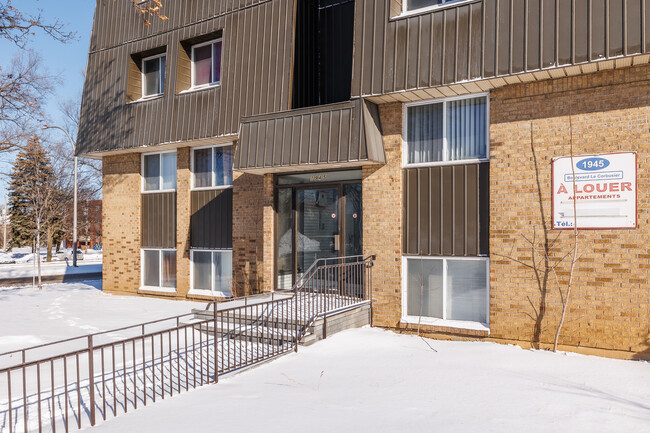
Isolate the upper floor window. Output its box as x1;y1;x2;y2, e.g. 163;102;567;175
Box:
404;0;465;13
192;39;222;89
142;54;166;98
404;94;488;167
143;151;177;192
192;144;233;189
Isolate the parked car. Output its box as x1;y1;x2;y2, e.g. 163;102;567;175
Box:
54;249;84;262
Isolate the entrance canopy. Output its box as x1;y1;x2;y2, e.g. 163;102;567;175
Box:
234;99;385;174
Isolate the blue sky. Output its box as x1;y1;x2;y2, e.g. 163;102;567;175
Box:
0;0;96;203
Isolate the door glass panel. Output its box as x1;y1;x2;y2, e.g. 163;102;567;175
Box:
344;184;362;257
277;188;293;290
297;188;339;278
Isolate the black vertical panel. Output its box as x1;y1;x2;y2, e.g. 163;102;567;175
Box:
483;0;498;77
527;0;541;70
497;0;511;75
541;0;557;67
511;0;526;73
558;0;573;64
591;0;607;60
609;0;625;57
190;189;233;249
626;0;643;54
404;164;488;257
141;192;176;249
575;0;589;63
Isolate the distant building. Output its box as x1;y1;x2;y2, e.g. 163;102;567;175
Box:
64;200;102;249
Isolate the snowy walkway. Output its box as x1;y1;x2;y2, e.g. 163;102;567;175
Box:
83;327;649;433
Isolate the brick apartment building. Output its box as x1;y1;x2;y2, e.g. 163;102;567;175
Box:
77;0;650;360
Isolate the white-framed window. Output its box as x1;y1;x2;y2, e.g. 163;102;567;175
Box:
141;248;177;292
402;256;489;330
191;144;233;189
190;249;233;297
403;94;489;168
403;0;470;14
191;39;222;89
142;151;177;192
142;53;166;98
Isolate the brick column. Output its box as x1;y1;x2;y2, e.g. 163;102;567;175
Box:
363;102;404;328
176;147;191;298
102;154;142;295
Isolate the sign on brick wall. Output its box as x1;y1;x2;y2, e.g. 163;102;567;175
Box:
552;152;637;229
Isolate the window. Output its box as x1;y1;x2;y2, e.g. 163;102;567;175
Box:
142;54;166;97
192;145;233;189
404;94;488;166
142;151;177;192
191;249;233;297
191;39;222;88
142;249;177;291
404;0;467;13
402;256;489;329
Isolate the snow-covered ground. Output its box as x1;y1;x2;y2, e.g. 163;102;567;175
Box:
0;248;103;266
0;281;204;353
86;327;650;433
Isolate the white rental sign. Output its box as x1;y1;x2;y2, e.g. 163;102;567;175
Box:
552;152;637;229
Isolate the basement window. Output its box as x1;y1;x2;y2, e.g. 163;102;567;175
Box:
190;249;233;297
402;256;489;330
142;249;177;292
404;94;489;167
143;151;177;192
192;144;233;189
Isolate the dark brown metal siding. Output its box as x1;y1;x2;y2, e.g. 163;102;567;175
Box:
190;189;233;249
404;163;489;257
78;0;295;156
235;99;385;171
351;0;650;97
141;192;177;249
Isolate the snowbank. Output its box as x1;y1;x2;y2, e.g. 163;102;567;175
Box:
89;327;650;433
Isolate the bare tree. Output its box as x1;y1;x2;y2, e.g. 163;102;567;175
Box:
0;0;75;48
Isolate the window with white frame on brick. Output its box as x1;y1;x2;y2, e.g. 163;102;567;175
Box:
191;144;233;189
190;249;232;297
142;53;166;98
403;94;488;167
142;249;177;291
402;256;489;329
142;151;177;192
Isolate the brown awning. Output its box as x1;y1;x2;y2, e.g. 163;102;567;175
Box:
234;99;385;173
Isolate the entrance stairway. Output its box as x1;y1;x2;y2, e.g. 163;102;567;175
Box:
0;255;375;433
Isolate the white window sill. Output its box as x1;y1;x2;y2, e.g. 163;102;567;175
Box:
129;94;163;104
141;189;177;194
403;158;489;169
139;286;177;294
180;83;221;94
188;289;232;298
395;0;477;20
190;185;233;192
401;316;490;333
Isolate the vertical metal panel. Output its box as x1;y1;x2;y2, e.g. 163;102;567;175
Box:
456;5;471;81
609;0;625;57
592;0;607;60
558;0;573;65
511;0;525;73
483;0;498;77
190;189;233;249
141;192;177;249
497;0;511;75
527;0;541;70
404;163;488;257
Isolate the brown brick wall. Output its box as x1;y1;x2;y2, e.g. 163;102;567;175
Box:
489;64;650;359
231;171;274;296
102;153;141;295
364;102;403;328
176;147;191;298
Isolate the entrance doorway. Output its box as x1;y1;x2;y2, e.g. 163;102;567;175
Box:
276;170;362;290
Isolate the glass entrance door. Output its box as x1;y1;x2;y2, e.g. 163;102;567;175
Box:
297;188;339;279
275;171;363;290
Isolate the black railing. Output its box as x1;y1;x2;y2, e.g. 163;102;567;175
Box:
0;255;374;433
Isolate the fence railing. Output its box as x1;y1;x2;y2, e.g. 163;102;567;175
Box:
0;255;374;433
